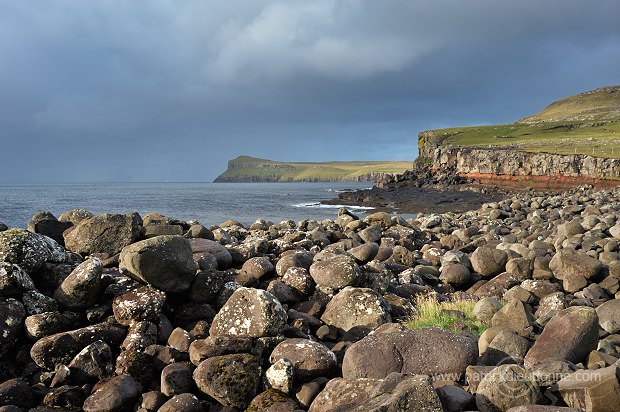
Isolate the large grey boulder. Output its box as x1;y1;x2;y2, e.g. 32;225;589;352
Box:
524;306;598;369
310;255;359;289
308;373;443;412
321;287;391;335
119;235;198;293
0;228;67;272
342;327;478;380
209;287;287;338
53;257;102;309
64;212;142;255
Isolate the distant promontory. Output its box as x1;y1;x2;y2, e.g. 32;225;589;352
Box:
213;156;411;183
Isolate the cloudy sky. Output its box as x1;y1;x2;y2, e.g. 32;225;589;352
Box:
1;0;619;182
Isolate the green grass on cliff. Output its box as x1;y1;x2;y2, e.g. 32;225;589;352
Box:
424;86;620;159
215;156;412;182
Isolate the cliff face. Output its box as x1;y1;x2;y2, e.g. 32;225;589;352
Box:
418;131;620;187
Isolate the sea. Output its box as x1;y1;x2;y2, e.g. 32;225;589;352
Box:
0;182;380;230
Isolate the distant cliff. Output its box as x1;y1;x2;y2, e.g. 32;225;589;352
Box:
213;156;411;183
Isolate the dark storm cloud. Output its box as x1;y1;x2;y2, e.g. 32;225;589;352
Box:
1;0;619;182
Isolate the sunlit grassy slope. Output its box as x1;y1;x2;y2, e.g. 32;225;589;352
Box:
426;86;620;159
214;156;412;182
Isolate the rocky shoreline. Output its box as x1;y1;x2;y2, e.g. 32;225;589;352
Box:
1;185;620;411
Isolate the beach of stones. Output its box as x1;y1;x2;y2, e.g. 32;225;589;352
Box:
1;186;620;412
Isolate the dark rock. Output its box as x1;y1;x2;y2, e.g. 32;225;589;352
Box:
161;362;195;397
209;287;287;338
310;255;359;289
119;235;198;293
556;364;620;411
0;378;34;409
241;257;274;279
53;257;102;309
247;389;299;412
0;298;25;358
188;271;226;303
112;286;166;326
189;336;253;365
64;212;142;256
115;349;154;388
28;212;72;246
22;290;58;315
121;321;158;351
67;340;115;384
282;267;315;297
158;393;204;412
189;238;232;270
24;311;80;340
0;228;67;272
440;263;472;286
595;298;620;334
275;250;314;276
491;300;535;338
475;364;540;412
0;263;35;297
82;374;141;412
342;327;478;380
193;353;261;409
58;208;94;226
43;385;86;410
348;242;379;264
30;322;126;370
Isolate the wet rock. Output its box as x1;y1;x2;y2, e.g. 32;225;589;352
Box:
119;235;198;293
209;287;287;338
270;338;338;382
112;286;166;326
320;287;391;337
342;327;477;380
471;246;509;277
64;212;142;256
53;257;102;309
524;306;599;369
476;364;540;412
308;373;443;412
0;298;25;358
82;374;141;412
0;228;67;272
309;255;359;289
30;322;126;370
193;353;261;409
0;263;35;297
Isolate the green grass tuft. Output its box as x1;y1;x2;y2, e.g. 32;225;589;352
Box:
405;295;489;336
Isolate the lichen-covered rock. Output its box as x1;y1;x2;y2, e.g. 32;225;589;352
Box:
342;327;478;380
22;290;59;315
308;373;443;412
309;255;359;289
0;298;25;358
58;208;94;225
67;340;115;384
0;228;67;272
121;321;158;351
270;338;338;381
0;378;34;409
82;374;141;412
53;257;102;309
209;287;287;338
30;322;126;370
119;235;198;293
64;212;142;255
158;393;204;412
241;256;274;279
24;310;80;339
275;250;314;276
524;306;598;369
475;364;540;412
112;286;166;326
266;358;295;393
320;287;391;336
189;336;253;365
0;263;35;297
247;389;300;411
193;353;261;409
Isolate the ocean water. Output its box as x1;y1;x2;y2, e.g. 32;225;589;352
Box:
0;182;377;229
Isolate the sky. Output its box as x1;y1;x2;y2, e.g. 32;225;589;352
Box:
1;0;619;183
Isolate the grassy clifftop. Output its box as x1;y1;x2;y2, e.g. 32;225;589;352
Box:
420;86;620;159
214;156;411;182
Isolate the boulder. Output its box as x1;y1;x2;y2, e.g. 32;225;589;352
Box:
275;250;314;276
30;322;126;370
524;306;598;369
112;286;166;326
440;263;472;286
266;358;295;393
595;298;620;334
491;300;535;338
67;340;115;384
0;378;34;409
309;255;359;289
27;211;72;245
64;212;142;255
241;256;274;279
58;208;94;225
189;238;232;270
471;246;509;277
0;228;67;272
247;389;300;411
193;353;261;409
53;258;102;309
320;287;391;336
0;298;25;358
556;364;620;412
24;311;80;339
476;364;540;412
82;374;141;412
158;393;204;412
550;250;604;281
0;263;35;297
308;373;443;412
342;327;477;380
209;287;287;338
119;235;198;293
270;338;338;381
161;363;195;397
